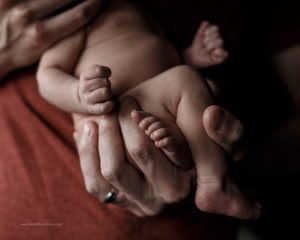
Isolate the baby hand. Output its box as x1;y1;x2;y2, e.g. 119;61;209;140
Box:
78;65;114;114
184;21;229;68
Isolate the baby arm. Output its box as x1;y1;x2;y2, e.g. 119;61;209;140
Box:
37;30;114;114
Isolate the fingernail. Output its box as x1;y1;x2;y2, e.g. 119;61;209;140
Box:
83;124;91;136
213;108;225;131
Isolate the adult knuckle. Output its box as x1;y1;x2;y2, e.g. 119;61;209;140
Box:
144;209;158;216
75;6;91;24
142;202;165;216
163;186;190;204
101;166;121;184
26;22;45;47
85;182;100;197
143;206;161;217
78;142;89;157
10;4;31;26
129;145;152;165
98;116;114;133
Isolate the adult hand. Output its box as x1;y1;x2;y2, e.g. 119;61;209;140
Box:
203;105;245;162
73;99;260;219
73;106;191;217
0;0;103;80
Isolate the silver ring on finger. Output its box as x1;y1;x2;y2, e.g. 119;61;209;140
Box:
103;187;118;204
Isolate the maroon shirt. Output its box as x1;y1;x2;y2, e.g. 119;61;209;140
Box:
0;70;236;239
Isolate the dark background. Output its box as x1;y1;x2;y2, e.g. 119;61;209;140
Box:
133;0;300;239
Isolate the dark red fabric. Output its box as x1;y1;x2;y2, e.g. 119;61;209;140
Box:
0;69;237;239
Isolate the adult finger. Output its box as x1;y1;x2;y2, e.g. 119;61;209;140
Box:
75;121;145;215
203;105;245;161
97;113;147;202
12;0;74;21
76;122;111;199
118;96;192;204
97;112;165;216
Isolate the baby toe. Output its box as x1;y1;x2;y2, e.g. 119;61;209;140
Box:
138;115;157;131
155;136;172;148
150;128;168;141
146;121;164;136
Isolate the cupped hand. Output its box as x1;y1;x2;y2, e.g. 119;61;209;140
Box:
0;0;103;80
73;99;261;219
73;105;192;217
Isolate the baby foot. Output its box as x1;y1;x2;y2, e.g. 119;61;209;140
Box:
131;110;193;169
78;65;114;114
184;21;229;68
195;175;262;220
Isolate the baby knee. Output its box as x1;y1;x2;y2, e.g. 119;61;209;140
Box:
167;65;205;87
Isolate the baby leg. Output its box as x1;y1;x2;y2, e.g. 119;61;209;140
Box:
78;65;115;114
184;21;228;68
171;66;260;219
131;110;193;169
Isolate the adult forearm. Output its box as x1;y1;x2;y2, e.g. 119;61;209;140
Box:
0;0;102;82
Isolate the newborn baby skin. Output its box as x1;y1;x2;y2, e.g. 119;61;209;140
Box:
36;0;260;219
37;0;227;114
122;65;259;220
